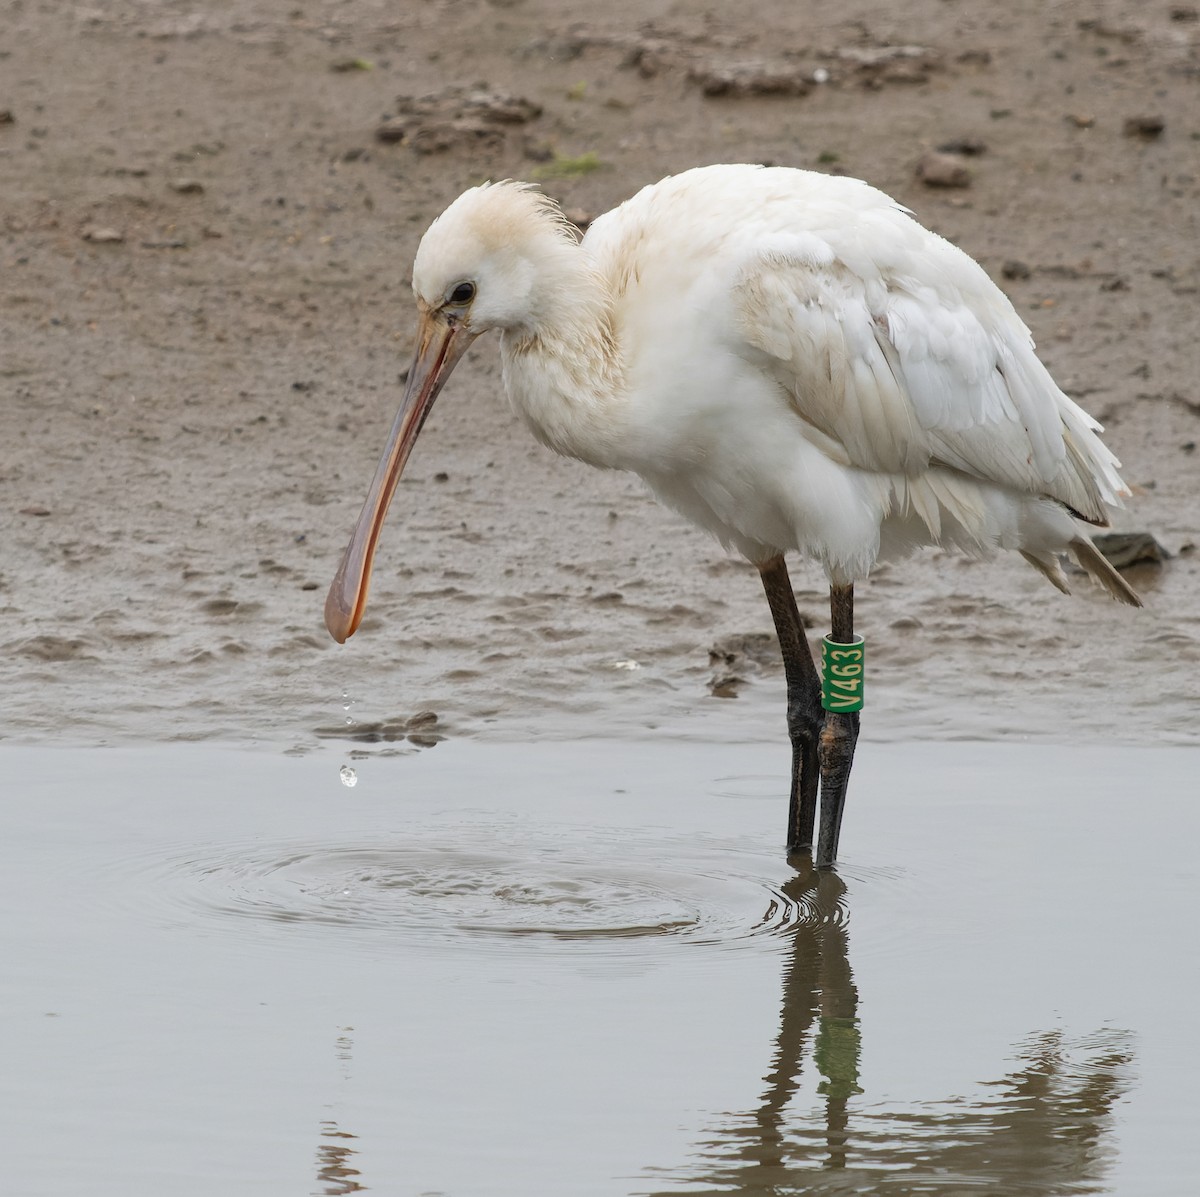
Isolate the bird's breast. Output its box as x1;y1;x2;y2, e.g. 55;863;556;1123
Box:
499;336;628;471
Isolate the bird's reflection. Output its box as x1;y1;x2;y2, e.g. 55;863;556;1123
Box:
315;1121;366;1196
644;860;1132;1194
313;1027;368;1196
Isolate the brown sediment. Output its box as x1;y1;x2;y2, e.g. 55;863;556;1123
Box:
0;0;1196;749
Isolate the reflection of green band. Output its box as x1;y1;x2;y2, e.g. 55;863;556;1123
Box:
815;1015;864;1098
821;635;865;713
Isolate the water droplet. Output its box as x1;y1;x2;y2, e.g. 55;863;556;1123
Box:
339;765;358;788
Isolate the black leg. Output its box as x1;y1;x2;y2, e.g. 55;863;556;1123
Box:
817;583;861;867
759;556;823;855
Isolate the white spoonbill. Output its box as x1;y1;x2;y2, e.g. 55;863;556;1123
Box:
325;164;1141;866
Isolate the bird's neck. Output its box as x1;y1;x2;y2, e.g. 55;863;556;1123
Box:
499;262;628;470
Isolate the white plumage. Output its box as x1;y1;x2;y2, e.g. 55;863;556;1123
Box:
409;165;1133;595
326;163;1141;862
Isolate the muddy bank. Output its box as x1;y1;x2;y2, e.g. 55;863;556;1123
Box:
2;0;1197;751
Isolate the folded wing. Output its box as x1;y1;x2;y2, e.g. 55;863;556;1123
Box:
734;248;1127;524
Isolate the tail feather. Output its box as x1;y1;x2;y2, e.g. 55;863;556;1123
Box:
1020;550;1072;595
1069;537;1144;607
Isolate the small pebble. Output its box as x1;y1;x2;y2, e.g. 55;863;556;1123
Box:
1123;115;1165;138
935;137;987;156
916;150;971;188
375;118;407;143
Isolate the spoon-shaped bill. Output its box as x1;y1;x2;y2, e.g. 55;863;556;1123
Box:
324;312;476;643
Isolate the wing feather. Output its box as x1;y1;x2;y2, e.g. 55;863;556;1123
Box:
735;251;1125;523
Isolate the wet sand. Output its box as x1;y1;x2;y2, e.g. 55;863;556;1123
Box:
4;740;1198;1195
1;0;1198;750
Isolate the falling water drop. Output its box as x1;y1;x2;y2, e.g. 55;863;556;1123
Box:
339;765;358;788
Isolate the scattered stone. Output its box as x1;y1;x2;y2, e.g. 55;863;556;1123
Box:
1123;115;1165;138
936;137;987;156
376;85;541;153
689;62;810;98
82;226;124;243
141;237;188;249
1002;259;1032;280
1099;276;1128;292
1067;112;1096;128
708;632;782;698
19;505;51;516
1077;18;1141;42
622;43;670;78
168;177;204;194
340;146;368;162
522;137;555;163
410;122;504;155
1171;5;1199;21
839;44;942;87
375;118;406;143
1092;532;1169;569
330;57;373;72
407;733;442;748
0;109;14;125
460;90;541;124
916;150;971;188
314;708;441;744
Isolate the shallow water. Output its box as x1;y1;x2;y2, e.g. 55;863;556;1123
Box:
4;739;1197;1196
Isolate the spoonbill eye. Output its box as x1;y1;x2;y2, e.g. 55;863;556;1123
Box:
448;281;476;305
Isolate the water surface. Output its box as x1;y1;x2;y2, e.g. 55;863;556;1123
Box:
3;740;1196;1195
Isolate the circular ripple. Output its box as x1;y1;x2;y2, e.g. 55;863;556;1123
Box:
147;824;812;956
710;774;787;801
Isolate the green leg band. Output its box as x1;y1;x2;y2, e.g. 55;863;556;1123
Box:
821;635;865;712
